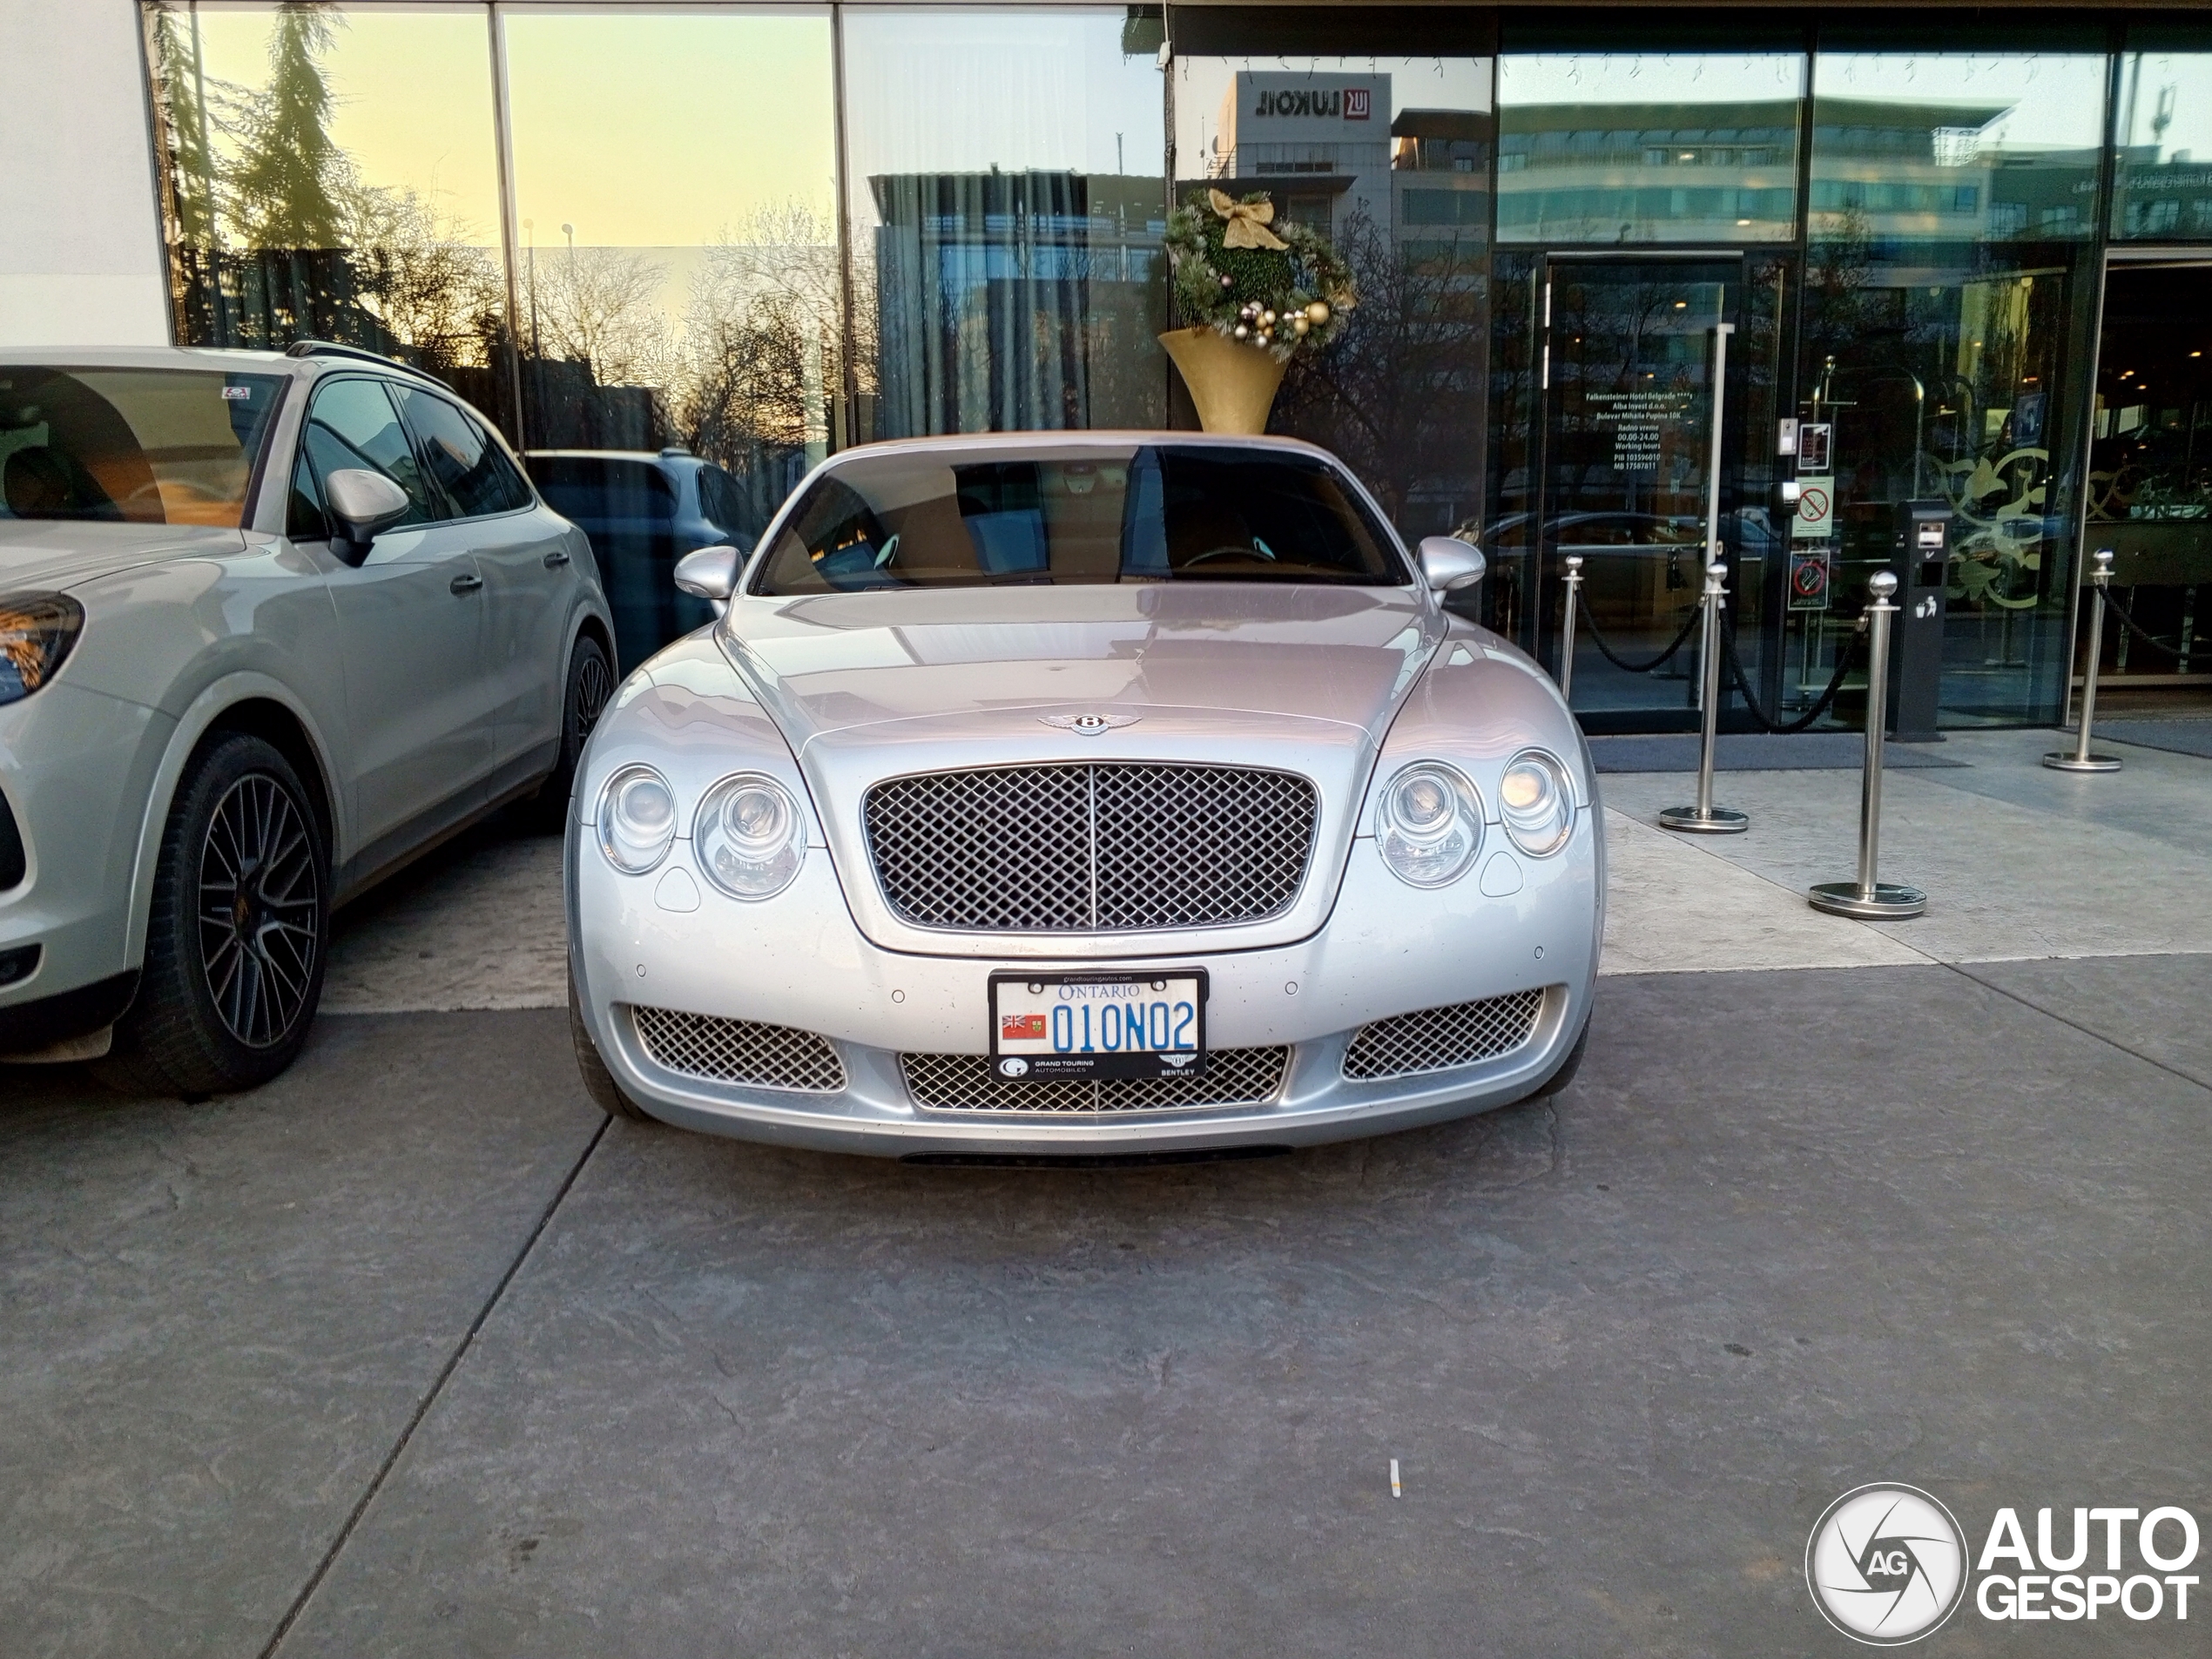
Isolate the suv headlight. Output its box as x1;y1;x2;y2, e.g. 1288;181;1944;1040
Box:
694;772;805;900
1375;761;1483;887
0;594;84;706
597;765;677;873
1499;750;1575;856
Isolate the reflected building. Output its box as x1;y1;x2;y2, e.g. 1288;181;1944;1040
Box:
867;170;1168;438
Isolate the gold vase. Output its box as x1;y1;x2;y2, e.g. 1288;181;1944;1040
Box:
1158;327;1288;435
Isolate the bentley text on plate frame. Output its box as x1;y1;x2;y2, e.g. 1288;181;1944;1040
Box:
565;432;1603;1157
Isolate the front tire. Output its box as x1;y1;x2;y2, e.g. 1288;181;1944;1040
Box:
103;733;330;1096
570;971;655;1123
530;633;614;831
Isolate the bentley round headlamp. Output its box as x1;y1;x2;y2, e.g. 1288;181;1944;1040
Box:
1375;761;1482;887
597;765;677;874
694;772;806;900
1499;750;1575;857
0;594;84;706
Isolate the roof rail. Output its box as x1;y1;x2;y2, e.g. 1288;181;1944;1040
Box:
283;340;450;388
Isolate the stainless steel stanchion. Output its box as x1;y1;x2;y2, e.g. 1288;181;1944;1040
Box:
1558;555;1583;700
2045;548;2122;773
1810;570;1925;919
1658;559;1749;834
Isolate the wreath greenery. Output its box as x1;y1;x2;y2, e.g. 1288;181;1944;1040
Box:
1163;188;1356;362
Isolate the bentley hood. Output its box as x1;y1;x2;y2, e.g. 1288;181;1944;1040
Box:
715;583;1444;956
725;583;1440;748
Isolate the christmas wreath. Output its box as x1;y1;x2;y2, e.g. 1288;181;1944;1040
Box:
1163;188;1356;361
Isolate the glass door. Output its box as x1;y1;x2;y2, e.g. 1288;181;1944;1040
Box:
1534;256;1745;729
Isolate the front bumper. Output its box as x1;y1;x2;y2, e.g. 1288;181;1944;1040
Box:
0;682;170;1042
570;807;1602;1157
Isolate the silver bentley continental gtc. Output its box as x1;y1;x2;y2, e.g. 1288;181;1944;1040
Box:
567;434;1602;1159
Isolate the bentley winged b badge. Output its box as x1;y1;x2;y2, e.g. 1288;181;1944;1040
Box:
1039;712;1142;735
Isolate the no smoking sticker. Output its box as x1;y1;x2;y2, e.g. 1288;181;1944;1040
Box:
1793;475;1833;539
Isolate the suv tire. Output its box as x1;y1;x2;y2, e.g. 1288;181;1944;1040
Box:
101;733;329;1096
531;633;613;831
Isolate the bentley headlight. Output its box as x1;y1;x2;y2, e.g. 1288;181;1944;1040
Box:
1375;761;1482;887
597;765;677;873
1500;750;1575;856
0;594;84;706
694;772;806;900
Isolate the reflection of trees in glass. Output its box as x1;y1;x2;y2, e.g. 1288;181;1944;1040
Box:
663;205;842;529
1271;207;1486;532
678;205;839;454
534;249;671;394
226;3;347;250
147;1;508;405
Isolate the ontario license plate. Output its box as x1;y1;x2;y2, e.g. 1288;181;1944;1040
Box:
988;971;1207;1082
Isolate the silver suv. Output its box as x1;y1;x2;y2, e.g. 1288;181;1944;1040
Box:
0;343;614;1091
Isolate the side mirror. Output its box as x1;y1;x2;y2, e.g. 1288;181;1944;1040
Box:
674;543;741;615
1418;536;1486;593
324;469;411;561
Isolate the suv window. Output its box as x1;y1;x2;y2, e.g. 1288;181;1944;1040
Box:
300;378;437;526
395;387;532;518
698;463;750;541
0;367;283;527
528;455;676;526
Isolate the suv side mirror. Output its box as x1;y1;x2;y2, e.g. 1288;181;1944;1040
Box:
325;469;411;561
674;543;741;615
1418;536;1486;592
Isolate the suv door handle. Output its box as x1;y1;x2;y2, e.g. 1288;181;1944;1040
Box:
543;550;571;568
449;572;483;595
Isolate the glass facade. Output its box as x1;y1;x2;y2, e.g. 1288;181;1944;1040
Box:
501;6;838;529
1497;53;1804;246
843;9;1168;442
1171;26;1494;536
139;4;2212;728
2114;43;2212;240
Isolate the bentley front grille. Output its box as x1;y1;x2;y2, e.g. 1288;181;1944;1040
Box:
1341;988;1549;1082
900;1047;1291;1114
863;763;1318;933
631;1005;847;1093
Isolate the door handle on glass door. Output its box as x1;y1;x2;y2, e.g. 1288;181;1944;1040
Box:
449;572;483;595
543;550;570;568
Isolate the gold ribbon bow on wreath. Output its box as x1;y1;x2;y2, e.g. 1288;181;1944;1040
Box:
1208;188;1289;251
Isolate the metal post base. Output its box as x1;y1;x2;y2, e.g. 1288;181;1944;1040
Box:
2042;752;2122;772
1657;805;1750;833
1808;880;1928;919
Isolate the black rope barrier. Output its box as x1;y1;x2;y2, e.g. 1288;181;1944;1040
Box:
2096;585;2195;662
1721;614;1866;735
1577;602;1701;676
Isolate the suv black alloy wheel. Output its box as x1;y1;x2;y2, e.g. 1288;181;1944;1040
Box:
99;732;330;1096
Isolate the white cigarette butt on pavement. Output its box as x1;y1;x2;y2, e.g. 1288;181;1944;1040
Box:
1390;1459;1401;1498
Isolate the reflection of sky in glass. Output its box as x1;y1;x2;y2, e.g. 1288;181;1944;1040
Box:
845;10;1163;201
1813;54;2107;152
502;11;835;340
1174;57;1491;182
1500;54;1801;109
2117;54;2212;162
503;10;834;248
182;5;502;240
